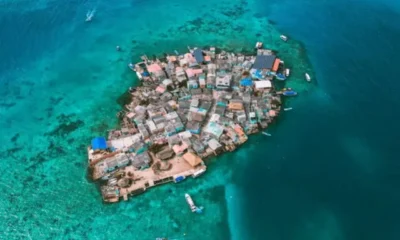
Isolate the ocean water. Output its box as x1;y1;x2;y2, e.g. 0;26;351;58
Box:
1;0;400;239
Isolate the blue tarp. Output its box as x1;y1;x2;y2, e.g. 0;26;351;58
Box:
91;137;107;150
142;71;150;77
240;78;253;86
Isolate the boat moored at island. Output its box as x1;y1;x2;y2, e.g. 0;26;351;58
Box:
285;68;290;77
255;42;263;49
305;73;311;82
280;35;288;42
281;88;298;96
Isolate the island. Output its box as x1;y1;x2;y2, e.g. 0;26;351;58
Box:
87;43;304;203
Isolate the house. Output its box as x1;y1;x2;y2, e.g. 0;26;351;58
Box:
192;139;206;153
168;134;181;147
204;122;224;139
109;134;142;150
215;105;226;115
146;119;158;134
254;80;272;91
272;58;281;72
199;73;206;88
172;142;189;155
191;99;200;108
164;123;176;136
208;138;223;152
137;124;150;139
183;152;202;167
187;79;199;89
206;75;215;89
132;141;147;154
131;151;152;170
228;99;244;111
216;74;232;89
186;121;201;134
199;100;212;111
156;148;175;160
236;111;247;123
253;55;276;70
193;48;205;64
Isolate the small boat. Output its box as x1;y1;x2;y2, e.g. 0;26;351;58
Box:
276;73;286;81
185;193;203;213
255;42;263;49
185;193;197;212
85;9;96;22
284;107;293;111
174;50;179;55
192;168;206;178
128;63;135;71
305;73;311;82
282;90;297;96
285;68;290;77
128;87;137;93
262;132;272;136
174;175;186;183
280;35;288;42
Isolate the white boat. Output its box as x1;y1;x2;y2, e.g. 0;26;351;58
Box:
262;132;272;136
255;42;263;49
136;71;143;80
284;107;292;111
185;193;197;212
192;168;206;178
285;68;290;77
85;9;96;22
280;35;288;42
305;73;311;82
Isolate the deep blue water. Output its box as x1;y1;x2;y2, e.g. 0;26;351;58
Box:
1;0;400;239
239;1;400;239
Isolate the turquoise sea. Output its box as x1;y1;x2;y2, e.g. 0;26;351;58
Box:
1;0;400;239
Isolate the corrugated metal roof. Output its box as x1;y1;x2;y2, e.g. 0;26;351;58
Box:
253;55;276;69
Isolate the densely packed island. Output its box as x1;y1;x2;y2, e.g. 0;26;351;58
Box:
88;43;305;203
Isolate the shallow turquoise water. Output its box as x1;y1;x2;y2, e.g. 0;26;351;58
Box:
1;0;400;239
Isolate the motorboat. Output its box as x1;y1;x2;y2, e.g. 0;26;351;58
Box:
185;193;197;212
305;73;311;82
284;107;293;111
185;193;203;213
276;73;286;81
285;68;290;77
192;168;206;178
262;132;272;136
282;90;297;96
280;35;288;42
85;9;96;22
255;42;263;49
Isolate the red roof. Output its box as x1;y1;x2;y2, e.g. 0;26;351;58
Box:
272;58;280;72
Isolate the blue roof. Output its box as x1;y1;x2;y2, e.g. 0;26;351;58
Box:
253;55;276;69
240;78;253;86
91;137;107;150
193;48;204;63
